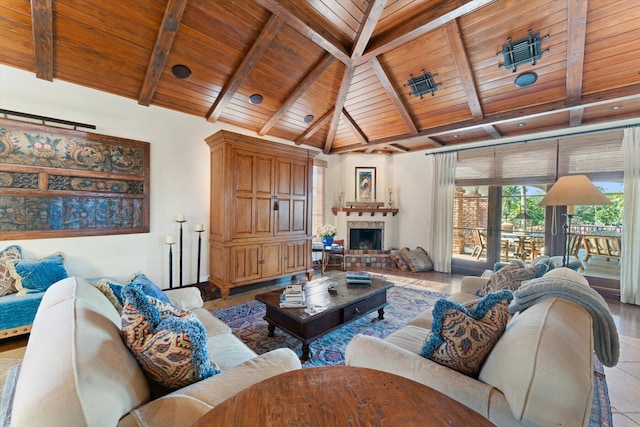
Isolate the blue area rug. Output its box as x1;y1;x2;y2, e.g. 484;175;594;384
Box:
212;282;612;426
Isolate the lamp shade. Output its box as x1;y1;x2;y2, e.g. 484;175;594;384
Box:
538;175;611;208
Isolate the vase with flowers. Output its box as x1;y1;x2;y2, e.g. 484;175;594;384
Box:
317;224;337;247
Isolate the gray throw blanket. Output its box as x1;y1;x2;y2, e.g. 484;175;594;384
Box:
509;277;619;367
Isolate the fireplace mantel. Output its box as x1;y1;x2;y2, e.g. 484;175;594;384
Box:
332;207;398;216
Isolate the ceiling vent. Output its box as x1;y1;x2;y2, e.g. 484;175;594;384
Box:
404;70;441;99
498;30;549;73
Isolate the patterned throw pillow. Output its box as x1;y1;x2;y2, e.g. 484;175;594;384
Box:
401;247;434;272
10;252;69;296
420;290;513;377
0;245;22;296
479;262;538;296
96;279;125;314
389;248;410;271
120;283;218;389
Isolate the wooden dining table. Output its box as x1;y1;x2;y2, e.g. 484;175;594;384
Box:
502;231;544;261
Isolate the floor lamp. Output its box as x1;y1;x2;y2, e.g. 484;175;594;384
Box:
538;175;611;267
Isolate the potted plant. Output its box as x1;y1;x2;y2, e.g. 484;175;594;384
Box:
317;224;337;247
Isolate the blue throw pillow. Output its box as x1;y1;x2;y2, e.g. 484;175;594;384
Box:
10;252;69;295
126;273;170;304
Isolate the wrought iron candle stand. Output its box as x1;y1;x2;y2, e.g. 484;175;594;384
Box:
166;235;176;288
176;215;187;287
195;224;205;285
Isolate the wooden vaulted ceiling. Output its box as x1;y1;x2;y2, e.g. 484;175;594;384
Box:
2;0;640;155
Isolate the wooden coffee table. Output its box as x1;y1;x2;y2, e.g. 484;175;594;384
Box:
192;366;494;426
254;273;393;361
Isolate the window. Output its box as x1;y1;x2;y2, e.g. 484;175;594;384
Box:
311;160;327;237
452;129;624;286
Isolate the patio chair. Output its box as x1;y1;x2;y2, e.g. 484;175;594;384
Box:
471;229;487;259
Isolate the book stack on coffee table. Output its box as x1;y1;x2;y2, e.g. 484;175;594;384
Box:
346;271;372;286
279;284;307;308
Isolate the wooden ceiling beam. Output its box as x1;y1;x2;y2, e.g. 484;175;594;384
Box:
254;0;351;65
207;15;282;122
138;0;189;106
385;144;410;153
295;107;334;145
30;0;53;81
333;84;640;152
324;66;355;153
444;20;483;120
369;57;418;135
259;54;335;136
566;0;589;105
357;0;497;65
342;109;368;145
351;0;387;59
332;134;441;154
569;108;584;127
482;124;501;139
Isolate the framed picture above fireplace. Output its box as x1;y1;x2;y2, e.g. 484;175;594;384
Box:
355;167;376;201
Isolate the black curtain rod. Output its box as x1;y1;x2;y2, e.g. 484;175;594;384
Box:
0;109;96;130
425;122;635;155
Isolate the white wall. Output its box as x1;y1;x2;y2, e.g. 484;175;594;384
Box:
324;151;435;250
0;65;217;288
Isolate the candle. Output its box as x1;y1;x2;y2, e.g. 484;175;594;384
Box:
176;214;186;222
195;223;204;231
166;235;176;244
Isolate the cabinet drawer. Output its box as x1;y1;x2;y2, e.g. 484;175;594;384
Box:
342;300;368;322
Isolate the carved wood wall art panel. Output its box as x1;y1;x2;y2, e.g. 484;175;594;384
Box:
0;118;150;239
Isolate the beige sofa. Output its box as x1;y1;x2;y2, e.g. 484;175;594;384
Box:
345;268;596;426
12;276;302;427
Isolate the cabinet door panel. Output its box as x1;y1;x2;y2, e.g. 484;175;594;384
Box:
234;196;254;236
231;245;261;283
292;163;306;196
256;156;274;195
275;158;307;236
276;200;291;233
283;240;307;273
255;197;273;235
292;199;306;232
233;152;254;194
277;161;292;195
262;243;282;278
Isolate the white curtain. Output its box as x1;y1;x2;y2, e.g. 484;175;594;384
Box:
621;126;640;305
428;152;456;272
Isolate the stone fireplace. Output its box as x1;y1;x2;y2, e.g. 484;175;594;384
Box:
333;211;398;269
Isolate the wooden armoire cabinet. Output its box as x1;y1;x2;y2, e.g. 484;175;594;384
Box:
205;131;315;298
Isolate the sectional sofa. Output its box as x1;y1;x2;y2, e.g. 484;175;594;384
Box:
346;267;616;426
11;276;302;427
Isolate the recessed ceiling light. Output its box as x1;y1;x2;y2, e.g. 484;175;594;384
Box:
611;105;622;110
171;64;192;79
517;123;526;127
304;114;314;123
249;94;263;105
453;134;459;138
514;71;537;88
